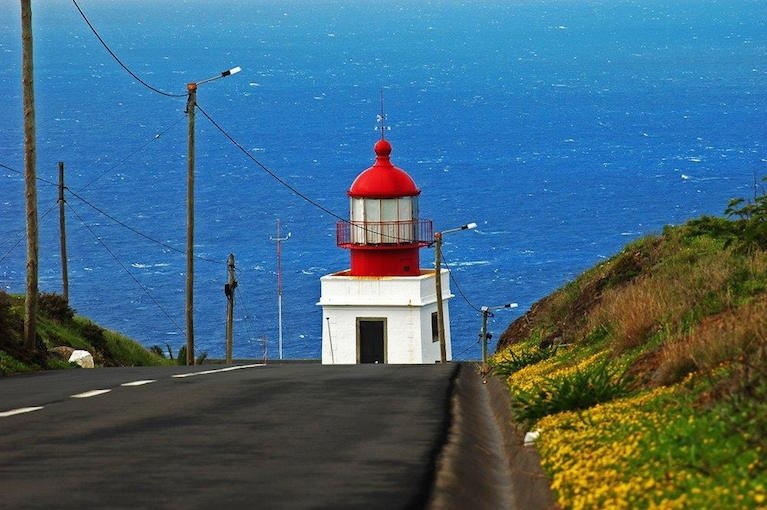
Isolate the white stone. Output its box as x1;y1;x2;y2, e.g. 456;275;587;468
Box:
68;350;95;368
523;430;541;446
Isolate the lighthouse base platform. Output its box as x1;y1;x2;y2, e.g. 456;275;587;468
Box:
318;269;453;364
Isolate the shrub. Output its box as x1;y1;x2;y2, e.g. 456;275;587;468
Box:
38;293;74;323
510;360;630;428
175;345;208;365
491;344;558;377
0;351;33;375
0;291;13;335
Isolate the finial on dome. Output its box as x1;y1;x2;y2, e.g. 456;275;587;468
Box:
374;138;392;158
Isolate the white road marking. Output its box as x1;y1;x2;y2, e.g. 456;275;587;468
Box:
71;389;112;398
5;366;263;414
0;406;44;418
121;379;156;387
172;363;265;378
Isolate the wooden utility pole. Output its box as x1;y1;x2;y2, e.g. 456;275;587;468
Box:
185;82;196;365
58;162;69;303
480;307;490;366
21;0;39;349
183;67;240;366
225;253;237;364
434;232;447;363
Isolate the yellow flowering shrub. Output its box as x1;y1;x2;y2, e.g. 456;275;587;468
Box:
535;382;767;509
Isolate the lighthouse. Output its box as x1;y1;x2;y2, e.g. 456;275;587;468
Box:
318;134;454;364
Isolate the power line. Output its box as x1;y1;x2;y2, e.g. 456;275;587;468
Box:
0;162;58;188
77;116;185;192
439;249;482;312
66;200;184;335
232;275;266;357
195;103;426;246
71;0;186;99
0;200;59;266
454;338;480;360
65;187;224;266
195;103;347;224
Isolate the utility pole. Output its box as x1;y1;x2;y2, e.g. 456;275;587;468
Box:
480;303;518;367
21;0;39;349
434;232;446;363
271;219;290;360
184;66;240;366
433;222;477;363
185;82;196;365
58;161;68;303
480;307;490;366
225;253;237;364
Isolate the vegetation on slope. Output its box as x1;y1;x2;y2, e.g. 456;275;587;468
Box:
1;291;167;375
493;192;767;509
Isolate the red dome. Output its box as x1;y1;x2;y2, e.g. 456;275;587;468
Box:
348;139;420;198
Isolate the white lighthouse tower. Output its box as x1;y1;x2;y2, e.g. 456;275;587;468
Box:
318;133;454;364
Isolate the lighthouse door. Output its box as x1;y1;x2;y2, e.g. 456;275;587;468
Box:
357;318;386;364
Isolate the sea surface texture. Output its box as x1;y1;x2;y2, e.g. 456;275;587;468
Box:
1;0;766;360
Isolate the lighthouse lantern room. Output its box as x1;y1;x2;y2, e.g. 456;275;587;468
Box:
318;132;454;364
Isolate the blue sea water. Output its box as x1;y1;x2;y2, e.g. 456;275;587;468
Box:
1;0;766;360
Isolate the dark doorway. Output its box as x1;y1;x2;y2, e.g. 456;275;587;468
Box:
358;319;386;363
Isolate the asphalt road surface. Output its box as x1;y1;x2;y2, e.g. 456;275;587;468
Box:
0;363;458;509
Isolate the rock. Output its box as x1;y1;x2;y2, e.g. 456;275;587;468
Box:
523;429;541;446
49;345;75;361
68;350;95;368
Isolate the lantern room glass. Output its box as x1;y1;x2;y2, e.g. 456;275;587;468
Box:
350;196;419;244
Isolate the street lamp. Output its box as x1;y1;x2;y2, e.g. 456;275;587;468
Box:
185;65;241;365
480;302;518;367
434;222;477;363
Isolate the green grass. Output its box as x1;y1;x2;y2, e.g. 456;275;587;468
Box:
1;291;169;375
494;190;767;508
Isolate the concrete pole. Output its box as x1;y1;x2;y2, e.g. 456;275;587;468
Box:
21;0;38;350
58;162;68;303
185;83;196;365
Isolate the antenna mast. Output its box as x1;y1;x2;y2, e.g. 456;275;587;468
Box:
380;89;386;139
271;219;291;359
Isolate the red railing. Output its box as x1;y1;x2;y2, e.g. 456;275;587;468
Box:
337;219;433;247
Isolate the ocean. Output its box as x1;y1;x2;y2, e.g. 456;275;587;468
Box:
1;0;766;360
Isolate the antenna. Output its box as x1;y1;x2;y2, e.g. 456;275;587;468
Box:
270;219;291;360
379;89;386;139
376;89;391;139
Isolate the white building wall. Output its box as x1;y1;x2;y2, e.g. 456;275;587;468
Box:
318;270;453;364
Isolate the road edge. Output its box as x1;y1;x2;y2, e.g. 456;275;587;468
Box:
427;363;558;509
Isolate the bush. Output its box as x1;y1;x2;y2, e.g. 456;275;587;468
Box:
491;344;558;377
510;360;630;428
0;350;33;375
0;291;12;333
175;345;208;365
38;293;74;323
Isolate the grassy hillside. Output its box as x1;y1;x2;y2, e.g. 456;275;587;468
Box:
492;194;767;508
1;291;168;375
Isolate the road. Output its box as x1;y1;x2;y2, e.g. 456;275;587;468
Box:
0;363;457;509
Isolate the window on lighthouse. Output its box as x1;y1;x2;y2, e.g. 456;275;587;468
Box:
350;197;418;244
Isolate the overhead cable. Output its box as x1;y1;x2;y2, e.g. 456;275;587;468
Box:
194;103;347;224
66;187;225;266
66;201;184;334
78;116;185;192
71;0;186;98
